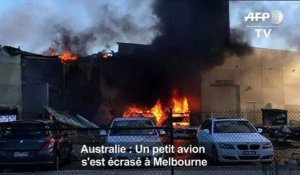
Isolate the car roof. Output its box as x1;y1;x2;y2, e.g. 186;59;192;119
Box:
207;118;247;122
113;117;152;121
0;120;54;126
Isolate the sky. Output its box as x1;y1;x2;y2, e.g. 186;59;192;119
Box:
0;0;299;53
230;1;300;51
0;0;159;53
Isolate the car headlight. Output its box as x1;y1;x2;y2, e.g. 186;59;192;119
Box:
262;142;272;149
218;143;235;149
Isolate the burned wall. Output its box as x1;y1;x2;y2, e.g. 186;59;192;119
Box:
63;55;103;119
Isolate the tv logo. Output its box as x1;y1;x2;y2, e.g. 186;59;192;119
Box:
244;12;270;22
244;10;283;38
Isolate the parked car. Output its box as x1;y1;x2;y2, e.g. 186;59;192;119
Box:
100;117;165;163
197;118;274;164
0;120;72;171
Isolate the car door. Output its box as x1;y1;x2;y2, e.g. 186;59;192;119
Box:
198;120;213;156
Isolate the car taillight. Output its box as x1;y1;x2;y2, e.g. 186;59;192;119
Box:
41;138;55;149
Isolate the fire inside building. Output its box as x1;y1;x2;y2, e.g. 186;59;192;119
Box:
2;41;300;127
0;0;231;127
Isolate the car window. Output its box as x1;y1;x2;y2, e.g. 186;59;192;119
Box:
214;121;257;133
0;124;48;138
110;120;156;136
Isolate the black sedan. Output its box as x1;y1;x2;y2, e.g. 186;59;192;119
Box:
0;120;72;171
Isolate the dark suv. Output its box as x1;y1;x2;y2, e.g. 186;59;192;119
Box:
0;120;72;171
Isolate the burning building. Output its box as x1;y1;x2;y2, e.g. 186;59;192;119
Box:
0;0;250;126
0;45;105;121
96;0;233;126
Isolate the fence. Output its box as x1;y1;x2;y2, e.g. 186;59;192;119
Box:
1;109;300;174
201;109;300;126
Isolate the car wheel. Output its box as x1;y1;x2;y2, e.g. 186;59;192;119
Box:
211;146;219;165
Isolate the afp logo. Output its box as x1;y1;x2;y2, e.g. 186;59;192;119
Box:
244;10;283;38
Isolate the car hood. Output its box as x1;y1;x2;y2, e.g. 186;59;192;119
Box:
106;135;161;147
212;133;270;143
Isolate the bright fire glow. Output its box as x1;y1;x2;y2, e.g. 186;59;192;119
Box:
123;93;190;126
59;50;78;62
123;100;165;126
150;100;165;126
44;50;78;62
172;96;189;117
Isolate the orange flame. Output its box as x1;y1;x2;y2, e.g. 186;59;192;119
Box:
150;100;165;126
123;100;165;126
59;50;78;62
44;49;77;62
123;92;190;126
172;96;189;116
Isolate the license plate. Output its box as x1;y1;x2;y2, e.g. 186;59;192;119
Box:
14;152;29;157
243;151;256;155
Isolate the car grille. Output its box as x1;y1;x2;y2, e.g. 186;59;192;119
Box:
250;144;260;150
237;144;248;150
237;144;260;150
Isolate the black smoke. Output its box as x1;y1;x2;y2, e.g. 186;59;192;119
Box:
44;26;97;56
103;0;252;112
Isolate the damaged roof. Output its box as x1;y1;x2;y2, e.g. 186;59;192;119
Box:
45;106;98;128
0;46;21;56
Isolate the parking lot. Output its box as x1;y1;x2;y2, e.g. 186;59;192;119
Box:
2;136;300;173
2;114;300;174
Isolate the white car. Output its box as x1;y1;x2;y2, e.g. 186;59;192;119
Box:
197;118;274;164
101;117;165;162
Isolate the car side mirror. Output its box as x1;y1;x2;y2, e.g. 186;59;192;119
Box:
159;129;166;135
257;128;263;133
203;129;210;134
99;130;107;136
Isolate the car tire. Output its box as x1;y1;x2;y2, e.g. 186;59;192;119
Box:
211;146;219;165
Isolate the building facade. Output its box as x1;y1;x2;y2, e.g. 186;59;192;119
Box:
201;48;300;122
0;46;22;110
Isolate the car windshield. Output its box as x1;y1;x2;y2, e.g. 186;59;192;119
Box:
110;120;156;136
0;124;48;139
214;121;257;133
